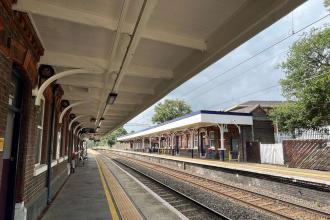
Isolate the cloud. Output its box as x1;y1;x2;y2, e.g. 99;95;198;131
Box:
125;0;329;132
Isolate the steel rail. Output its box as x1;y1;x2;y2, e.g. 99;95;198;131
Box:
109;152;330;220
102;154;232;220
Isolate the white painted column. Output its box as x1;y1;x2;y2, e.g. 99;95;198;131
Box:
218;124;225;161
220;125;225;150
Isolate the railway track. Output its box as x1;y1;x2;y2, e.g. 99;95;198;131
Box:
106;152;330;220
106;156;231;220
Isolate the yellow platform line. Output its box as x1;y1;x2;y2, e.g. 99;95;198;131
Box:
96;157;120;220
97;155;144;220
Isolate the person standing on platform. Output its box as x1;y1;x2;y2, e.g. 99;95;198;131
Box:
71;152;77;173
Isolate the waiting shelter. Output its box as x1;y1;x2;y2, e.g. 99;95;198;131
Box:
117;110;254;161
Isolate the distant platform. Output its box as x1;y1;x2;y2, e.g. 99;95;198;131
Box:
109;149;330;189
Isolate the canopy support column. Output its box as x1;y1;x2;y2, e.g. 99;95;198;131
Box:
158;136;161;154
218;124;225;161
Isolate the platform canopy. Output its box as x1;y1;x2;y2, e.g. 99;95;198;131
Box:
13;0;302;137
117;110;253;141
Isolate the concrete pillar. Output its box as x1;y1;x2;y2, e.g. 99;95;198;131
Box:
218;124;225;161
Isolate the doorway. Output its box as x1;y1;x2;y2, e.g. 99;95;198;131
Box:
200;132;206;157
175;136;180;155
0;65;24;220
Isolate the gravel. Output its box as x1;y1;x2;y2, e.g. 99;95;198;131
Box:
119;152;330;214
115;158;278;220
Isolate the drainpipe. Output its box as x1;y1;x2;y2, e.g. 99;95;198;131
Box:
47;85;57;204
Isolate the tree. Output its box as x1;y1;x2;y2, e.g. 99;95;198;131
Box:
99;126;128;147
269;28;330;133
325;0;330;10
152;99;192;124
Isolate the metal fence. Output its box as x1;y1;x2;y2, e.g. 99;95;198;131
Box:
275;126;330;143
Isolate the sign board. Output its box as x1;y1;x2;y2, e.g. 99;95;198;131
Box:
0;138;4;151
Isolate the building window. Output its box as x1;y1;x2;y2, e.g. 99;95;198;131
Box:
177;136;181;148
209;131;215;147
35;98;45;164
187;134;191;148
56;131;61;159
194;134;198;148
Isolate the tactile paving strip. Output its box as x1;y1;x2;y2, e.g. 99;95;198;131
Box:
96;156;144;220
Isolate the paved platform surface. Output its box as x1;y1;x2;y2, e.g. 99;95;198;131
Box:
42;155;112;220
96;151;186;220
42;151;186;220
111;149;330;186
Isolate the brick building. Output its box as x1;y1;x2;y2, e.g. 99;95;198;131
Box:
0;0;304;219
117;102;280;162
117;110;254;161
0;2;83;219
227;100;284;144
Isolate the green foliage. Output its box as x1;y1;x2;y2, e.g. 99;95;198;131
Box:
270;28;330;132
152;99;192;124
269;102;305;134
325;0;330;10
98;126;127;147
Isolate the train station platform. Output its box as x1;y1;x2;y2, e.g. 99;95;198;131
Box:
41;154;112;220
109;149;330;188
41;150;186;220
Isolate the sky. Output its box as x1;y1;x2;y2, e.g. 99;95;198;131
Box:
124;0;330;132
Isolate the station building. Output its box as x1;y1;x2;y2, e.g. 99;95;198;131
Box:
0;3;83;219
117;106;278;162
0;0;304;219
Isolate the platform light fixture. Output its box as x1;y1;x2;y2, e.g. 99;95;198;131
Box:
107;92;118;105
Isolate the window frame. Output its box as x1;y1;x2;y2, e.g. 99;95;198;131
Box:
56;131;61;159
209;131;215;148
35;96;45;166
187;134;191;149
194;133;198;149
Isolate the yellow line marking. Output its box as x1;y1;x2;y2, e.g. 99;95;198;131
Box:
98;156;144;220
95;157;119;220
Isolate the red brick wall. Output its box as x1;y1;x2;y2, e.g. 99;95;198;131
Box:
0;50;12;207
0;52;11;166
0;2;72;219
283;140;330;171
15;73;38;203
0;52;11;140
40;90;52;164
